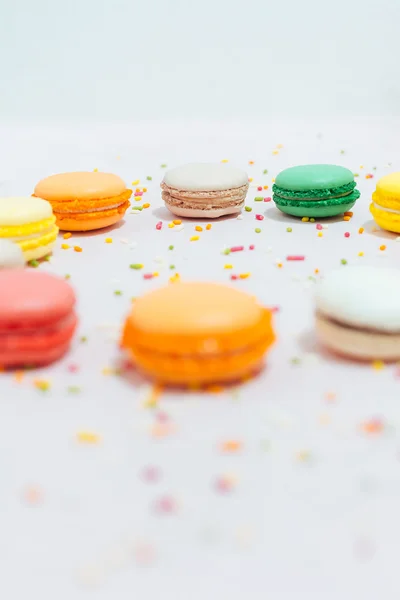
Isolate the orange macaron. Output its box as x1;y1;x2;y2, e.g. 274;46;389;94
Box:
121;281;275;386
33;171;132;231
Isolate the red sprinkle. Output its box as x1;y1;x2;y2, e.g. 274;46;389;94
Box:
344;232;350;238
156;221;162;230
286;255;305;261
230;246;244;252
230;275;239;280
316;224;323;230
255;214;264;221
264;197;271;202
143;273;154;280
249;244;255;250
257;186;262;191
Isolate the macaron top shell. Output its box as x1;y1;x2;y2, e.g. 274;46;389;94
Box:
374;172;400;199
0;270;76;329
163;163;248;191
0;239;25;269
34;172;127;202
315;266;400;332
0;197;53;225
275;165;354;191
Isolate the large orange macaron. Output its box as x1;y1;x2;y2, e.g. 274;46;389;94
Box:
121;282;275;386
33;171;132;231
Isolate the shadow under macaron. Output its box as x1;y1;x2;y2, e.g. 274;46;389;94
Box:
152;206;243;223
264;207;347;224
361;219;398;240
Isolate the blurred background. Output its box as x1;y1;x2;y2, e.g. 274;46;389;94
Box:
1;0;399;121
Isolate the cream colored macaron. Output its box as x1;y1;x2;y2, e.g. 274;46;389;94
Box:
315;266;400;361
161;163;249;218
0;197;58;261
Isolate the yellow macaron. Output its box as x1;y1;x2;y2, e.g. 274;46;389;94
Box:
370;173;400;233
0;197;58;261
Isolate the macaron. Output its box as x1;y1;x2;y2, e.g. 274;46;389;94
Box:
0;239;25;269
0;270;77;367
121;282;275;385
273;164;360;218
33;171;132;231
315;266;400;361
370;172;400;233
161;163;249;218
0;197;58;261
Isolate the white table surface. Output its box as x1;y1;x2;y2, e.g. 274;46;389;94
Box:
1;119;400;600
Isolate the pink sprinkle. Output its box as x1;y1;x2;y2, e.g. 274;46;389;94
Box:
269;306;280;313
316;223;323;230
156;221;162;230
344;232;350;238
215;476;234;494
286;255;305;261
141;466;161;483
134;192;143;197
230;275;238;281
155;411;169;423
249;244;255;250
255;214;264;221
257;186;262;191
153;495;177;514
67;363;79;373
264;197;271;202
230;246;244;252
143;273;154;280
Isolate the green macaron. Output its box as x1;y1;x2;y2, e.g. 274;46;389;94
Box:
272;164;360;218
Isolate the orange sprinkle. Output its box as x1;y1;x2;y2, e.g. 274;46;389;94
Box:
380;245;386;251
23;485;43;505
221;440;242;453
343;216;351;222
325;392;337;402
13;370;24;383
143;384;163;408
150;422;176;438
63;232;72;239
344;211;353;217
61;244;70;250
239;273;250;279
314;268;319;274
143;203;150;209
361;418;384;434
277;262;283;268
263;185;269;190
74;246;82;252
195;225;203;232
105;237;112;243
173;219;182;225
358;227;364;234
135;188;140;193
206;224;212;230
143;187;147;193
249;160;254;165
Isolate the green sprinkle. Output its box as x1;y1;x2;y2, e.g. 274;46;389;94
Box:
222;248;231;255
286;227;292;232
245;206;252;212
130;263;143;270
80;336;87;343
255;228;261;233
169;264;175;270
168;245;174;251
132;206;143;211
161;164;167;168
341;259;348;265
340;149;345;154
310;218;315;223
114;290;123;296
28;260;39;268
254;196;263;202
68;386;81;394
291;357;301;365
263;169;268;174
373;166;377;170
146;176;152;181
354;173;359;178
65;274;71;280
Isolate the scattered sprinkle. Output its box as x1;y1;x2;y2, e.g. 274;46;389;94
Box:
74;246;82;252
361;418;385;434
190;236;200;242
63;232;72;239
372;360;385;371
206;224;212;230
255;228;261;233
224;264;233;269
230;246;244;253
379;244;386;251
245;206;252;212
146;176;152;181
255;214;264;221
286;227;292;232
358;251;364;257
143;203;150;209
344;232;350;238
114;290;123;296
254;196;263;202
76;431;101;444
359;227;364;234
130;263;143;270
301;217;309;222
341;259;348;265
195;225;203;232
105;237;112;243
286;255;305;261
33;379;50;392
156;221;162;230
61;244;70;250
264;197;271;202
343;216;351;222
220;440;242;453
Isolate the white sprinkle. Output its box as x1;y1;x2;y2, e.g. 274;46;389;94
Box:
322;224;329;230
154;256;164;264
172;224;184;232
236;214;243;220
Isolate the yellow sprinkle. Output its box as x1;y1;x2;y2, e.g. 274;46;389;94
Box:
190;236;200;241
195;226;203;232
61;243;70;250
135;188;140;193
277;262;283;268
173;219;182;225
152;272;159;277
358;251;364;257
358;227;364;234
263;185;269;190
221;159;229;163
93;168;98;172
169;273;180;283
343;216;351;221
317;232;323;237
249;160;254;165
359;165;364;169
33;379;50;391
272;178;275;183
105;237;112;243
143;203;150;209
168;223;175;229
101;367;114;376
296;450;311;462
239;273;250;279
302;217;309;222
143;187;147;193
206;224;212;230
249;177;253;182
14;370;24;383
132;179;140;185
314;268;319;274
76;431;101;444
277;144;284;149
272;150;279;155
74;246;82;252
224;264;233;269
372;360;385;371
63;232;72;239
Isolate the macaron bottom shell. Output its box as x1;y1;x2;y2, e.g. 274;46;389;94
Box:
316;315;400;361
370;203;400;233
55;204;130;232
274;198;357;219
126;334;275;386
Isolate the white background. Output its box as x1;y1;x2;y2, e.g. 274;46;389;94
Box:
1;0;400;120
